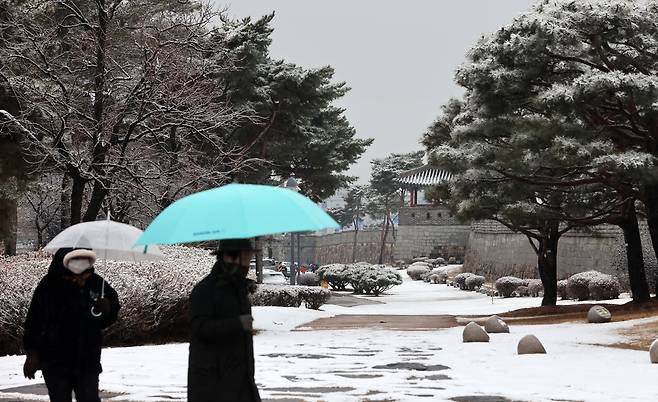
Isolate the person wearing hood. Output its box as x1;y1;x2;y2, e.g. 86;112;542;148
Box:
188;238;261;402
22;248;120;402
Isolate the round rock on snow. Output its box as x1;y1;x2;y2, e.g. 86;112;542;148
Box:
463;322;490;343
587;305;612;323
517;334;546;355
484;315;510;334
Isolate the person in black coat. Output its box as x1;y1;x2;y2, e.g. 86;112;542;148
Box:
188;238;261;402
23;248;120;402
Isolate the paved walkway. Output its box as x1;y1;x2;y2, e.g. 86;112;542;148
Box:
299;314;458;331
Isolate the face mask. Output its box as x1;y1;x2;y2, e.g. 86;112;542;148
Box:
67;259;92;275
224;262;248;278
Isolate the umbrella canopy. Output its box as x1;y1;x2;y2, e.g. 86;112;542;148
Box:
45;219;164;262
136;183;339;245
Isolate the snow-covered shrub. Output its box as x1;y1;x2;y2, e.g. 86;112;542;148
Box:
566;271;606;301
0;252;45;355
495;276;524;298
588;274;621;301
557;280;569;299
316;264;351;290
407;264;430;280
250;285;302;307
448;257;457;264
420;270;433;282
250;285;331;310
527;279;544;297
347;264;402;296
515;285;530;297
435;257;446;266
297;272;320;286
454;273;474;290
0;246;221;353
296;287;331;310
465;275;485;291
430;271;448;284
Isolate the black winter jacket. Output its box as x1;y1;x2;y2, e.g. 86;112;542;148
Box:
23;248;120;375
187;261;260;402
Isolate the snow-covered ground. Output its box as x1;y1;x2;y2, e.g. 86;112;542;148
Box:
1;269;656;401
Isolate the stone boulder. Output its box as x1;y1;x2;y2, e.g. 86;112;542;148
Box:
517;334;546;355
463;322;490;343
484;315;510;334
587;305;612;323
650;339;658;364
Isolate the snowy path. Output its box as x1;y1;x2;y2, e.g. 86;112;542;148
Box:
1;270;656;401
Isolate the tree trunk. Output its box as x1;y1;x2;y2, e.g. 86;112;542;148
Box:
36;225;43;249
352;217;359;263
0;197;17;256
83;184;107;222
537;221;560;306
378;210;390;265
83;0;109;223
644;184;658;297
59;173;71;231
69;174;85;226
620;200;651;302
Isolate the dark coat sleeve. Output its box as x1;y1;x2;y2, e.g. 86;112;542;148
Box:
190;284;243;343
96;279;120;329
23;280;47;354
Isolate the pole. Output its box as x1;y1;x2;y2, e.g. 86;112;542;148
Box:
352;194;360;263
289;232;296;285
297;233;302;272
255;236;263;284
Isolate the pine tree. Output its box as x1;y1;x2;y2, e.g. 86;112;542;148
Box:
368;151;424;264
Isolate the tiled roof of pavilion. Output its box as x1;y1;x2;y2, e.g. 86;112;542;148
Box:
396;165;452;188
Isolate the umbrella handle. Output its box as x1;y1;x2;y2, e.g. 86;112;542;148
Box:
91;280;106;317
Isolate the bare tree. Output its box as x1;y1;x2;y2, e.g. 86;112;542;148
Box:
1;1;260;227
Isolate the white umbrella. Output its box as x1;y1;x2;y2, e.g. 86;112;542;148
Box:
44;217;164;262
44;216;164;314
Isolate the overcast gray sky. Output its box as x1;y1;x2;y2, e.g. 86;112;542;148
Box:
219;0;537;183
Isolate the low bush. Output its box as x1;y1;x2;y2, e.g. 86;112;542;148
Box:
348;264;402;296
316;264;351;290
454;273;474;290
515;285;530;297
250;285;331;310
465;275;485;291
495;276;524;298
588;274;621;300
407;264;430;280
297;272;320;286
296;287;332;310
420;270;433;282
566;271;601;301
557;280;569;299
527;279;544;297
250;285;302;307
430;271;448;284
0;247;214;355
0;247;333;357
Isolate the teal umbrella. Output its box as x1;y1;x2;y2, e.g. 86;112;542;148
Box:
136;183;339;245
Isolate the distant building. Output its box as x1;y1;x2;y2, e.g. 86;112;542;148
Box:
394;165;471;261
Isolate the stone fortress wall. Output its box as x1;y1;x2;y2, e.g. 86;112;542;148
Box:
464;220;657;289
